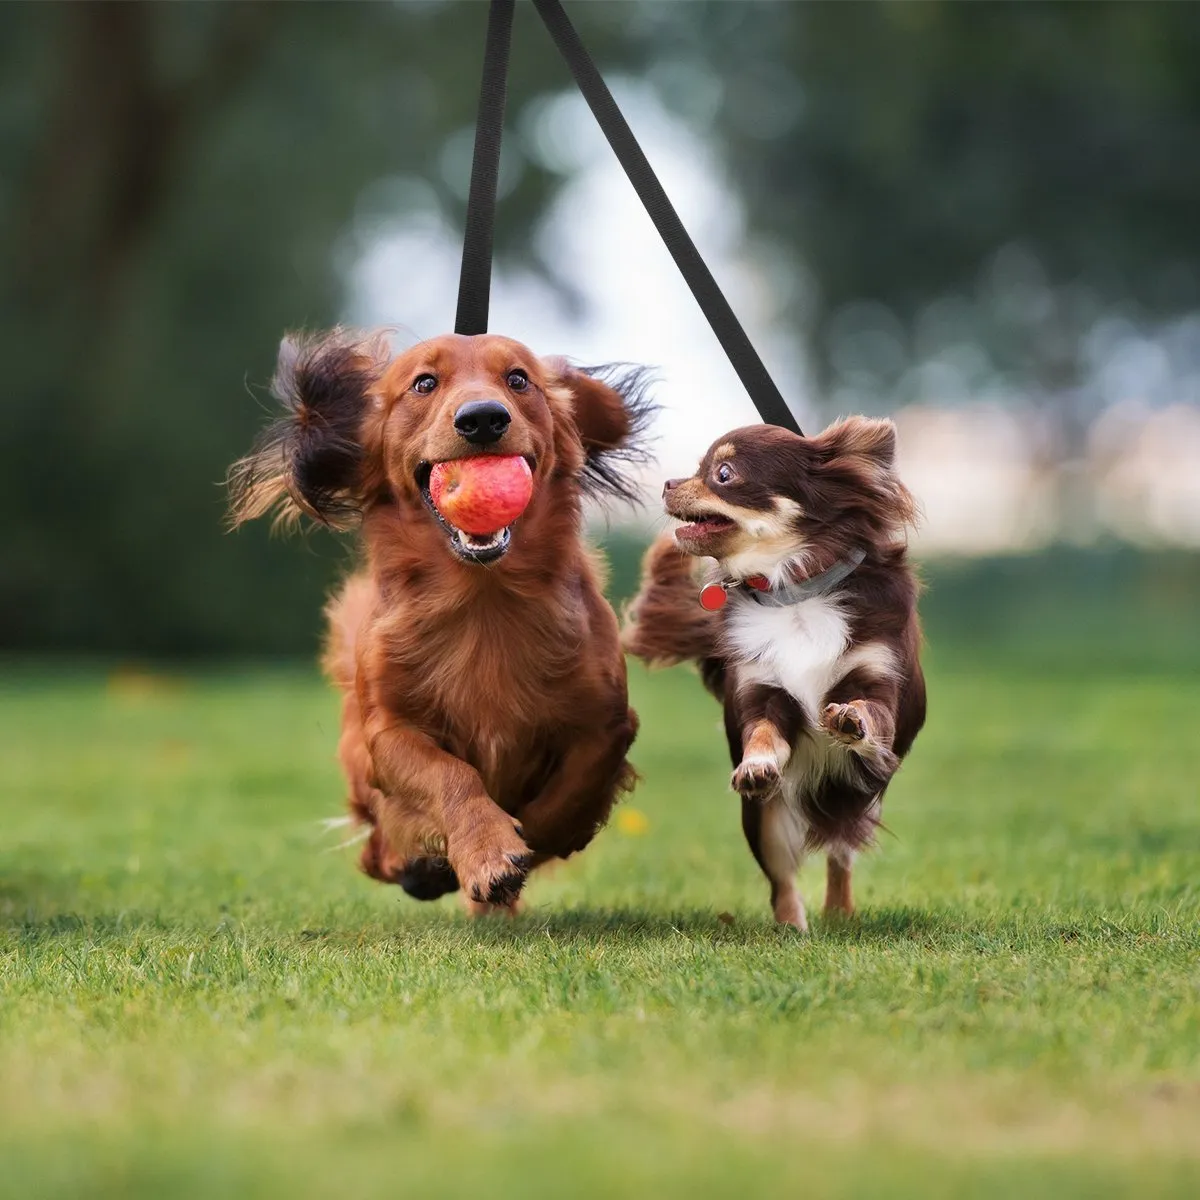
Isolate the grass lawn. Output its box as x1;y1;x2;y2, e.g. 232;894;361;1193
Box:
1;647;1198;1197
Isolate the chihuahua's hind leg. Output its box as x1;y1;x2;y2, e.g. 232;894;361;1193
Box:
824;845;855;918
742;795;809;931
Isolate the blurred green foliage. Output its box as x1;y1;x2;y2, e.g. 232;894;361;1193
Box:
2;1;1198;653
666;2;1200;348
0;1;641;654
644;0;1200;433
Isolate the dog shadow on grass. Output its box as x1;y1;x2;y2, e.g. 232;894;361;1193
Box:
0;865;1011;952
0;857;958;946
456;903;966;948
5;892;1122;957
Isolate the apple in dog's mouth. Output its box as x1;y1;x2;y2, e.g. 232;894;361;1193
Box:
416;455;534;565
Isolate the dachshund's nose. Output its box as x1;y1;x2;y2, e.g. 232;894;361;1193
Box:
454;399;511;445
662;477;685;497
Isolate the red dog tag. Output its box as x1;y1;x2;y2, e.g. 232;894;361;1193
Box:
698;583;728;611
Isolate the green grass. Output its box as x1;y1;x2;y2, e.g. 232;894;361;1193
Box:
2;653;1198;1198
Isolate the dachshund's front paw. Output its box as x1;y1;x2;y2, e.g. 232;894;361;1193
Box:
732;756;782;801
454;816;532;912
463;895;526;919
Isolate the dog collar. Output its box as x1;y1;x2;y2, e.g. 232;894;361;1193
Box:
698;548;867;612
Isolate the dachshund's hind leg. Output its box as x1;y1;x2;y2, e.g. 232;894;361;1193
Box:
515;706;639;860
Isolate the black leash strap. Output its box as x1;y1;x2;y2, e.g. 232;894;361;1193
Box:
455;0;514;336
530;0;799;434
454;0;801;435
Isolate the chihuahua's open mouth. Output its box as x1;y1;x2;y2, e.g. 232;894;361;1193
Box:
674;512;737;544
415;461;513;565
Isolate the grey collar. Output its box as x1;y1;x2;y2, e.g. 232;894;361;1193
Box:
740;547;867;608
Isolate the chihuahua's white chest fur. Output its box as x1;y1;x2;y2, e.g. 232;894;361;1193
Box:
725;590;896;804
726;592;851;722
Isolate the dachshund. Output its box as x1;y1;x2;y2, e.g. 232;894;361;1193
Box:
229;330;653;914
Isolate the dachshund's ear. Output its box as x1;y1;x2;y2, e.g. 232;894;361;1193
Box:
227;329;390;530
545;359;657;504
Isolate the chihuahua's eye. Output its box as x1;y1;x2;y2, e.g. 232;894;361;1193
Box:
413;374;437;395
715;462;735;484
506;369;529;392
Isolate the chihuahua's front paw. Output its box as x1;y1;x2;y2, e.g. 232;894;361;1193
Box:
732;756;782;801
821;701;867;744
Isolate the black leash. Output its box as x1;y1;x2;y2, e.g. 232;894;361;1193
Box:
456;0;801;435
454;0;514;337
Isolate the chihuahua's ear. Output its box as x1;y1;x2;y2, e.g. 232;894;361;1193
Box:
807;415;916;533
545;359;657;504
227;328;391;530
812;415;897;469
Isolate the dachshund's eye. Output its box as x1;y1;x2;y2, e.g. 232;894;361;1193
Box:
413;374;437;395
506;369;529;392
715;462;735;484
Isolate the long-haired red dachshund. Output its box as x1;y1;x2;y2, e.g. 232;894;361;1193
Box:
229;330;652;914
623;418;926;930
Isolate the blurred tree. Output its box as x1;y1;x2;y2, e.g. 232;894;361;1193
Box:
0;0;639;655
3;0;1198;655
646;1;1200;424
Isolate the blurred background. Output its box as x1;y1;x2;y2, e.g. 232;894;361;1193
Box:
2;0;1197;665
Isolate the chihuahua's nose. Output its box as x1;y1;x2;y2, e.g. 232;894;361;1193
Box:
662;477;685;497
454;399;511;446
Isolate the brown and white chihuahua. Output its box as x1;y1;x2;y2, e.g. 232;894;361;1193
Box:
623;418;926;929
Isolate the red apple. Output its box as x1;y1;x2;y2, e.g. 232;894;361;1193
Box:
429;455;533;535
